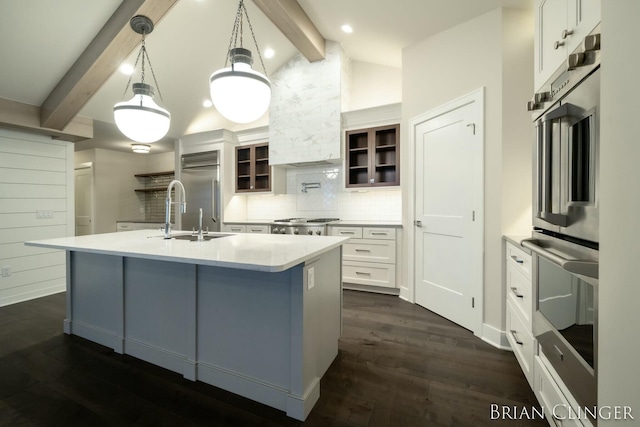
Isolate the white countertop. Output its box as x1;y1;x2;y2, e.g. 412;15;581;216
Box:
26;230;349;273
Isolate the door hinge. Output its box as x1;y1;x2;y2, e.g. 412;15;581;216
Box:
472;297;475;308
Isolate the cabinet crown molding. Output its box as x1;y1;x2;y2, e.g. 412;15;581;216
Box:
342;103;402;131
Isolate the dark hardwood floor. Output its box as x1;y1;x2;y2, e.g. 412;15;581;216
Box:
0;291;546;427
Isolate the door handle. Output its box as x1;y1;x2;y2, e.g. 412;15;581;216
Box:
414;220;423;228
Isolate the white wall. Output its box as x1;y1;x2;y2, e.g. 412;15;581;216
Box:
598;1;640;422
402;8;533;331
349;61;402;111
0;128;73;306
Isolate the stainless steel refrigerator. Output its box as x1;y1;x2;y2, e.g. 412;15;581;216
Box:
180;151;221;232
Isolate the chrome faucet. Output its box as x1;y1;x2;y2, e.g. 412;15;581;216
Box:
164;180;186;239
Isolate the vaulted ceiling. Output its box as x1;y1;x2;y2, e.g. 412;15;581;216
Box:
0;0;532;153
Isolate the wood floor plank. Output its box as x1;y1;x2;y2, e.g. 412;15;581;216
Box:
0;290;546;426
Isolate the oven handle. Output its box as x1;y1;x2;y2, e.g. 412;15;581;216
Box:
521;239;598;279
535;103;582;227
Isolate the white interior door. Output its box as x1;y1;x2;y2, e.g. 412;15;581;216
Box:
413;93;483;333
75;164;94;236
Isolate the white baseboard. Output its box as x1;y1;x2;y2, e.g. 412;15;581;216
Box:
481;322;511;350
0;283;65;307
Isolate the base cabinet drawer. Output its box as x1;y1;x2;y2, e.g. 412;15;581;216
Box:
507;300;534;387
343;239;396;264
329;226;363;238
506;242;532;278
363;227;396;240
506;263;532;323
246;225;269;234
343;261;396;288
223;224;247;233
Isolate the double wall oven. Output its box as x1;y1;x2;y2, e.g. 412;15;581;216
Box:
525;30;601;417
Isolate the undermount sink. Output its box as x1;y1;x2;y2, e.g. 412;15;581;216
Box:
171;234;227;242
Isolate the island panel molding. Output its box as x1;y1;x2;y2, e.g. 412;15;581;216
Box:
27;230;346;420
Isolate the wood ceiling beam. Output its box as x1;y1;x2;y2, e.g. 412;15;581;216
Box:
252;0;325;62
39;0;179;131
0;98;92;142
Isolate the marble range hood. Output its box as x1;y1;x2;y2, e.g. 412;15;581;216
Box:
268;41;350;167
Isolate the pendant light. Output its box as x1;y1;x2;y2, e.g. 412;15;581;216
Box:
114;16;170;143
209;0;271;124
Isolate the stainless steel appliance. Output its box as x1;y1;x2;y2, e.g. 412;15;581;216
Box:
526;29;601;422
180;151;221;233
270;218;339;236
529;33;601;245
523;233;598;415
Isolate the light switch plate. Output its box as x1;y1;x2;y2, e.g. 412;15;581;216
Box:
1;266;10;277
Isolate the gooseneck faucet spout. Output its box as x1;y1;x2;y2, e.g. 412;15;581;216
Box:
164;180;187;239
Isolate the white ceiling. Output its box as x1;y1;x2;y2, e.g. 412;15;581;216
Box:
0;0;532;154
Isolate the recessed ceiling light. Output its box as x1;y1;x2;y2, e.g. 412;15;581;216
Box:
341;24;353;34
119;63;134;75
263;48;275;59
203;99;213;108
131;144;151;154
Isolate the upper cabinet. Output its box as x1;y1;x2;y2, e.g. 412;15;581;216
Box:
235;143;284;194
534;0;600;91
346;124;400;188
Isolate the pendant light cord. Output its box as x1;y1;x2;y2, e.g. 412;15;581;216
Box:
120;31;166;104
223;0;268;78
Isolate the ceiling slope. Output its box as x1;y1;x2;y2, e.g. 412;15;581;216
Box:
39;0;178;132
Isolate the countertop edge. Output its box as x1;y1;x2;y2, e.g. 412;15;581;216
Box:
26;231;349;273
503;235;533;254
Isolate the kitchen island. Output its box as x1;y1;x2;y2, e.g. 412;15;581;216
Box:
26;230;348;420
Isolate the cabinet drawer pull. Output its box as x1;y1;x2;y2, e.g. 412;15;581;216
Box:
510;287;524;298
510;330;523;346
355;271;371;276
510;255;524;264
340;231;355;235
250;228;262;232
354;248;371;252
371;232;387;236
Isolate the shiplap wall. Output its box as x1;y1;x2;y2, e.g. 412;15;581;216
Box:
0;128;73;306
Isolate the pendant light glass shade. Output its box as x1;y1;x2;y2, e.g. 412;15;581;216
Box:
209;48;271;124
114;83;170;143
113;16;170;143
209;1;271;124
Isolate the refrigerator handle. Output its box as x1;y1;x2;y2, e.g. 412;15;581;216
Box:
212;180;220;223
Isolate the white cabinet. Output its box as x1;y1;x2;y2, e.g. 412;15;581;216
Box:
330;226;398;290
245;224;269;234
534;0;600;91
222;223;269;234
504;240;535;387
